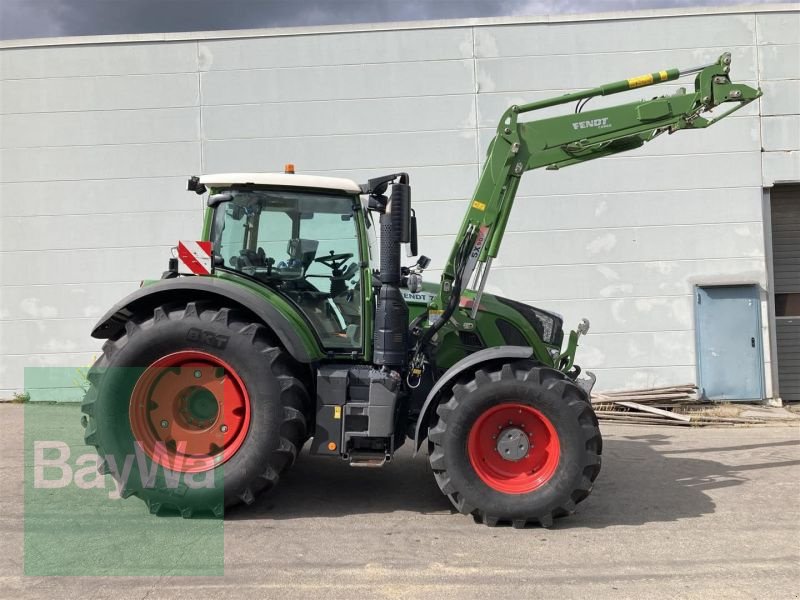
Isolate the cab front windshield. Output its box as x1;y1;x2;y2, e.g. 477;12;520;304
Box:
211;189;362;350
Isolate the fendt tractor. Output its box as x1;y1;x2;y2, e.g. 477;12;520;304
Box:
83;53;759;527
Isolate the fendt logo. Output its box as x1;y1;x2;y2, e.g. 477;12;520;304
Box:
572;117;611;130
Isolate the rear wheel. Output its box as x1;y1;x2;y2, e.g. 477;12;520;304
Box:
428;361;602;528
81;302;309;517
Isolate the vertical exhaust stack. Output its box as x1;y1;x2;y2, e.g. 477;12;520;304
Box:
374;178;410;368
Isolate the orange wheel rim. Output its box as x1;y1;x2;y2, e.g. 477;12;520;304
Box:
467;402;560;494
129;351;250;473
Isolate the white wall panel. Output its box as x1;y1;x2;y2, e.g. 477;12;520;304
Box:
0;247;177;285
0;318;99;355
0;73;199;113
470;257;768;301
763;151;800;185
420;222;764;269
756;12;800;45
0;42;198;79
758;44;800;80
203;95;475;139
537;296;695;334
413;187;763;236
0;108;200;148
575;330;695;370
762;115;800;151
204;130;477;173
0;177;200;217
2;211;202;251
760;80;800;115
474;14;755;57
0;141;200;182
200;60;475;105
306;165;480;202
0;282;141;321
200;28;473;70
579;366;698;391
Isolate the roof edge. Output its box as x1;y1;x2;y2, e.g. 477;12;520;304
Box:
1;3;797;49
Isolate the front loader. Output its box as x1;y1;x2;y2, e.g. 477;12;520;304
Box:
83;53;760;526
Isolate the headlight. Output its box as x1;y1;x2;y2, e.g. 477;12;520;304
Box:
497;297;564;346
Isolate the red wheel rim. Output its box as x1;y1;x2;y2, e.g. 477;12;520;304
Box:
129;351;251;473
467;402;560;494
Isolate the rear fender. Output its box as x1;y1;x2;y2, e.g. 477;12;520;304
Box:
412;346;534;454
91;277;322;363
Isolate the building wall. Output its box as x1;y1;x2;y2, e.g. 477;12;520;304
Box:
1;7;798;400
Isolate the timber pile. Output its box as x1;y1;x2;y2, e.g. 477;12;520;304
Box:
590;384;769;426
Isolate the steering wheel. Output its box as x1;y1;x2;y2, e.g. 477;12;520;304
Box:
314;251;353;274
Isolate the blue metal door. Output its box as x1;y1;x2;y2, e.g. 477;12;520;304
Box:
695;285;764;401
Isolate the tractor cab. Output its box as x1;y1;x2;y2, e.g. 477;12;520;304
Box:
196;172;372;352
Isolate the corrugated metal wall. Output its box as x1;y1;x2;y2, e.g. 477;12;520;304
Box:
1;8;798;400
772;184;800;402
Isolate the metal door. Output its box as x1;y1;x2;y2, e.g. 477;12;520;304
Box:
695;285;764;401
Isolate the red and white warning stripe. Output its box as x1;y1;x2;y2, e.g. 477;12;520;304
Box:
177;240;213;275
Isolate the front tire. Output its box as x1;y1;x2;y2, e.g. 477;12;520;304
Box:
81;302;309;517
428;361;602;528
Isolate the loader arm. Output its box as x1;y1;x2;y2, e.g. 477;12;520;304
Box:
421;52;761;357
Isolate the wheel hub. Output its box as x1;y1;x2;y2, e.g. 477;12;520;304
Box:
180;386;220;427
496;427;530;461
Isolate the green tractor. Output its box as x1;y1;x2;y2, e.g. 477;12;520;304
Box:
82;54;760;526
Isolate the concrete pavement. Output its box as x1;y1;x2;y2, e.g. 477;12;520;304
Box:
1;403;798;599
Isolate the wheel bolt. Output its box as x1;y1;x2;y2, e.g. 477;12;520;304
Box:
194;370;202;379
492;434;497;439
160;420;168;428
220;424;228;433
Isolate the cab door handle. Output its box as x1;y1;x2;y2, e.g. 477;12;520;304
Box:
751;337;755;348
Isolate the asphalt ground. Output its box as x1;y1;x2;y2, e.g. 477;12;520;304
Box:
1;402;798;599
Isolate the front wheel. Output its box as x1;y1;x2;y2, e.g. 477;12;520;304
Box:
428;362;602;527
81;302;309;517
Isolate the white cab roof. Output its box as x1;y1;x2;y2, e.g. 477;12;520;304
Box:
198;172;361;194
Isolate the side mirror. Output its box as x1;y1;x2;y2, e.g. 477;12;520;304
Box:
390;182;411;243
408;210;419;257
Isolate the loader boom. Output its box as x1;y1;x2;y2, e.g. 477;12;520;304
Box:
429;53;761;340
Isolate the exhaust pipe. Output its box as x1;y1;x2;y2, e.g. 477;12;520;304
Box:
373;179;410;368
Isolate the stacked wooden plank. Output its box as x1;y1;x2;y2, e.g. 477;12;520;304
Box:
590;384;769;426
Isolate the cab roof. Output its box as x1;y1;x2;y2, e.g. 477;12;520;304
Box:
198;172;361;194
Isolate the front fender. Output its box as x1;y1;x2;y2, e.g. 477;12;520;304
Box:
91;277;323;363
412;345;534;454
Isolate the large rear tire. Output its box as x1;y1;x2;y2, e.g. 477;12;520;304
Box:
428;361;602;528
81;302;309;517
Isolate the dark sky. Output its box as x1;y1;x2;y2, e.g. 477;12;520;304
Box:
0;0;780;41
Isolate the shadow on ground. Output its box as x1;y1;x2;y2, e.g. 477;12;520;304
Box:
226;433;800;528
